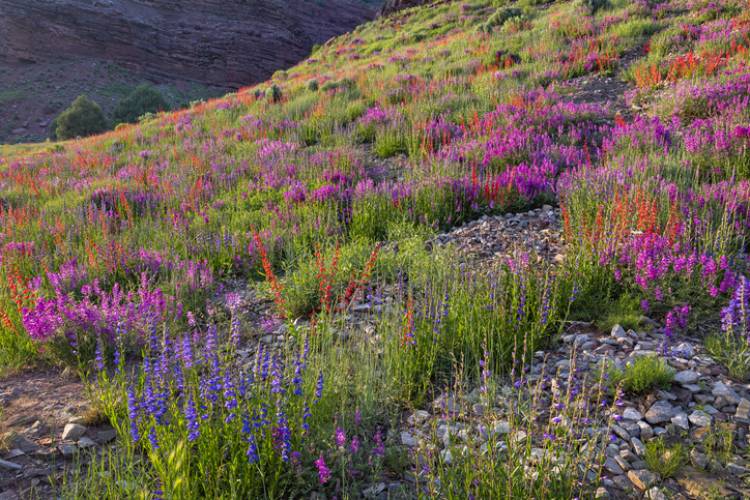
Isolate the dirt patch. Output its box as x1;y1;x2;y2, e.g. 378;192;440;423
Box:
0;368;113;499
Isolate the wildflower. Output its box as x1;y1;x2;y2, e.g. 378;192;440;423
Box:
315;454;331;484
148;426;159;449
314;371;324;403
350;436;360;454
127;385;140;442
372;428;385;457
335;427;346;448
180;335;194;369
185;395;200;442
95;334;105;372
302;403;312;432
274;405;292;462
246;434;259;464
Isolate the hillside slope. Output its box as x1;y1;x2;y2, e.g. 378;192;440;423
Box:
2;0;750;498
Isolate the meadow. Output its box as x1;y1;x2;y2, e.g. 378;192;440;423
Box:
2;0;750;497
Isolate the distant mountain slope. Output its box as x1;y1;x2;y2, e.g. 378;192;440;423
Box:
0;0;378;87
0;0;379;143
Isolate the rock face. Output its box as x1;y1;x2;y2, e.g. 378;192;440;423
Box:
0;0;377;87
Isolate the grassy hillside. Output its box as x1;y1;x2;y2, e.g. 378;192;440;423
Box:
2;0;750;497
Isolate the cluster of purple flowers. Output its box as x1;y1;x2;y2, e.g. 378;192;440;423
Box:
22;273;171;342
118;323;327;486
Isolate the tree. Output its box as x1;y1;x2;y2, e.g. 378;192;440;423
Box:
53;95;109;140
113;84;169;125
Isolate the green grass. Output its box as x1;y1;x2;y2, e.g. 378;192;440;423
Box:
705;333;750;381
608;356;675;395
645;438;687;478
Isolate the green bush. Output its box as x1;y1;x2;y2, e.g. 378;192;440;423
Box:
113;84;169;125
608;355;674;395
645;438;687;478
267;84;283;103
53;95;109;140
479;7;522;33
580;0;610;14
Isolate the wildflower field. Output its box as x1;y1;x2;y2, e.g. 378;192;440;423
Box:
2;0;750;498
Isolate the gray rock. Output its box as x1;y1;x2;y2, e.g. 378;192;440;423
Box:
604;456;624;475
594;486;609;499
727;462;749;475
702;404;719;415
614;454;630;472
637;421;654;440
24;420;47;438
673;342;694;358
674;370;700;385
61;423;87;441
493;420;510;435
58;443;77;457
628;469;659;491
77;437;96;449
407;410;430;426
713;382;740;404
645;401;674;424
400;431;417;447
622;407;643;421
362;483;386;499
631;437;646;457
96;429;117;444
0;458;22;471
612;424;630;441
4;449;24;460
670;412;689;431
645;486;667;500
688;410;711;427
611;324;627;340
736;398;750;421
690;448;708;469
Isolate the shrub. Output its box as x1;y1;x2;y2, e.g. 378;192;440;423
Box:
608;356;674;395
113;84;169;125
267;84;283;103
308;79;319;92
479;7;522;33
53;95;109;140
580;0;610;15
645;438;687;478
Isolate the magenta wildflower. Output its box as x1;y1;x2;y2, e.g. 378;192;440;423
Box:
314;454;331;484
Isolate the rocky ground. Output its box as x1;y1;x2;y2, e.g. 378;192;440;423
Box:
0;369;114;499
394;323;750;499
432;205;564;269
